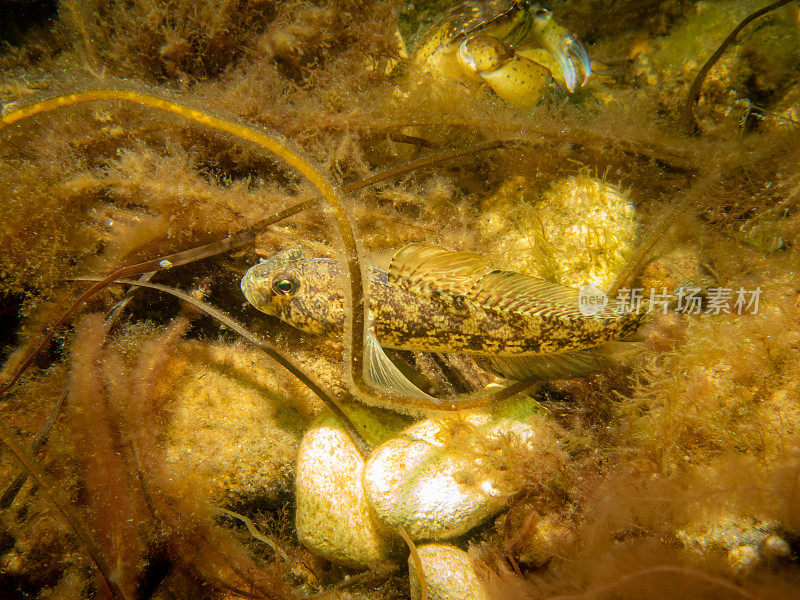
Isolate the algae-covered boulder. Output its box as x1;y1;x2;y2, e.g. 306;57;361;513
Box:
156;340;310;504
479;174;638;291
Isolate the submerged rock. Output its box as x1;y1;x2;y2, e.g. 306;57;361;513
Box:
539;175;637;289
479;174;637;291
159;340;308;504
364;395;565;540
408;544;488;600
294;413;400;568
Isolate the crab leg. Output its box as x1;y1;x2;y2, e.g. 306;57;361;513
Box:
458;35;552;109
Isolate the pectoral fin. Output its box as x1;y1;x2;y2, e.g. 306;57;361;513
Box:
365;333;440;402
486;341;640;381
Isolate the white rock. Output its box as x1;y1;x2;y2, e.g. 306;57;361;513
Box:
364;396;563;540
408;544;488;600
295;413;398;568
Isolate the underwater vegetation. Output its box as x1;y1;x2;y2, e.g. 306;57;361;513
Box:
1;0;800;599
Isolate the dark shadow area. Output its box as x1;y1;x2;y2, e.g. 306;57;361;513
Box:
0;1;58;46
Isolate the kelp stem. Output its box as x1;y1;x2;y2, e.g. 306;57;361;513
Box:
73;275;372;456
1;90;366;409
343;140;510;192
0;385;68;508
0;194;315;395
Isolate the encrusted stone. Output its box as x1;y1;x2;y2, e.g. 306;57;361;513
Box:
408;544;488;600
364;395;563;540
478;174;637;291
160;340;307;504
295;413;399;568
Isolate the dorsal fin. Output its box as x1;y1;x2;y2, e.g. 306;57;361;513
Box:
469;269;584;318
389;244;609;319
388;244;494;297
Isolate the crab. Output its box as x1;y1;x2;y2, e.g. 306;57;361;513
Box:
411;0;591;108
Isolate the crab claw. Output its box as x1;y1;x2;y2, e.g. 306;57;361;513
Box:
562;35;592;90
532;10;591;92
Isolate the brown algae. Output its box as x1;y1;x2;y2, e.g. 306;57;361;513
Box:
1;1;800;599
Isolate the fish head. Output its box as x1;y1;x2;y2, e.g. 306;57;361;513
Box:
241;248;345;336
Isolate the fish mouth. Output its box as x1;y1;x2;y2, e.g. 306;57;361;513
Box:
241;264;272;314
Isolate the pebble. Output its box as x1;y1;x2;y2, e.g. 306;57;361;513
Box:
364;395;563;540
408;544;488;600
294;413;399;568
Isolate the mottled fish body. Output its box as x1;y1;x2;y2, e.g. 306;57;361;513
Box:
242;245;642;386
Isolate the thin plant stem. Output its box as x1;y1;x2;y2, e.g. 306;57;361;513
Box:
343;140;511;192
398;525;428;600
219;508;291;562
0;385;69;508
0;198;315;395
0;132;508;396
684;0;795;133
73;275;372;457
606;204;680;299
2;89;537;412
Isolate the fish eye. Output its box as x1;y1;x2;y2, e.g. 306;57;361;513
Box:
272;276;300;297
